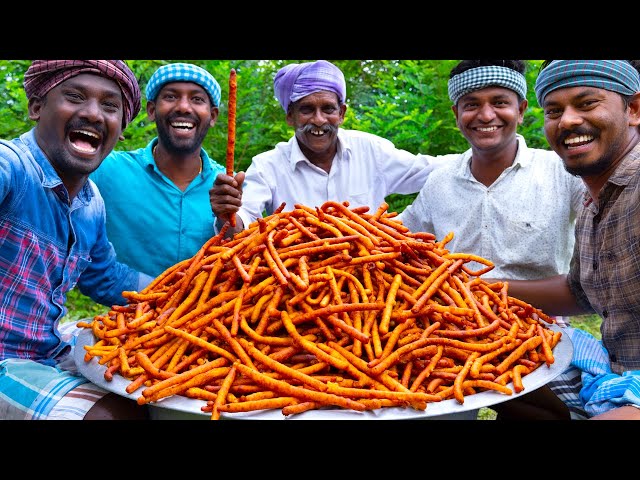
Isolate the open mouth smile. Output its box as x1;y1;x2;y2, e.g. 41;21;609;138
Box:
69;129;101;154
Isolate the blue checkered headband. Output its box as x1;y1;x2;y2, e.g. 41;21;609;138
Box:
145;62;222;106
535;60;640;106
447;65;527;105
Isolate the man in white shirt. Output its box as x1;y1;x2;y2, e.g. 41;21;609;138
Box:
209;60;442;238
398;60;584;283
397;60;585;421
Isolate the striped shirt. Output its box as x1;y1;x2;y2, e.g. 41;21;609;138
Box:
0;129;150;366
568;142;640;374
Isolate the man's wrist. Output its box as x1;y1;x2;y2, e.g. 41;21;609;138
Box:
213;217;228;234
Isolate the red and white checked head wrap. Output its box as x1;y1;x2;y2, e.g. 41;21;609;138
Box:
23;60;141;127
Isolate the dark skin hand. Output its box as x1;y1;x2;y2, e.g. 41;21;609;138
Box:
84;393;149;420
210;170;246;238
590;405;640;420
483;274;587;317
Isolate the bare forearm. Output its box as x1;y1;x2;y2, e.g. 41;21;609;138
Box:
485;274;588;317
590;405;640;420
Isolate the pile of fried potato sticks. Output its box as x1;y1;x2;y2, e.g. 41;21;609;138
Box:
80;201;560;420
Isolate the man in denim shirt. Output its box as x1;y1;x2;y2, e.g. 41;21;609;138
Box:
0;60;153;420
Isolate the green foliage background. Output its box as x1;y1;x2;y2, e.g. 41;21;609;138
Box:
0;59;548;214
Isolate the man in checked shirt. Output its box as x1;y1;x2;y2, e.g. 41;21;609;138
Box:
499;60;640;420
0;60;153;420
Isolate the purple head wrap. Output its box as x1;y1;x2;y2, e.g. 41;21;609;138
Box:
273;60;346;112
23;60;142;128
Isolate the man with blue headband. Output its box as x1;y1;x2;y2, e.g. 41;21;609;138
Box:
208;60;444;239
399;63;583;421
91;62;227;277
400;60;583;287
504;60;640;420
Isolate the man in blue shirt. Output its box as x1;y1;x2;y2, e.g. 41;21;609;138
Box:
91;63;227;278
0;60;153;419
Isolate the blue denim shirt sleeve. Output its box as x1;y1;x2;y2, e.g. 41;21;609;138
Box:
76;184;150;306
1;130;151;365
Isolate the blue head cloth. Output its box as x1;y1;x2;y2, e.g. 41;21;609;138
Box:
535;60;640;106
447;65;527;105
145;62;221;107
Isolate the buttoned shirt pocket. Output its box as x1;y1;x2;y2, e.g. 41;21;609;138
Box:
63;253;91;293
499;216;556;270
347;190;371;209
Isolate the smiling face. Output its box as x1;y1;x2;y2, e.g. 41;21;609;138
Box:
452;86;526;153
148;81;218;156
541;86;639;177
287;91;346;162
29;73;125;179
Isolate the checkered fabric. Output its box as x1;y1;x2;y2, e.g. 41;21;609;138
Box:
535;60;640;106
548;327;640;418
0;321;107;420
23;60;141;127
145;62;221;106
447;65;527;105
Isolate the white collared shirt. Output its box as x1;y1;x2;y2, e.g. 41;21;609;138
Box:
236;128;441;227
398;135;586;279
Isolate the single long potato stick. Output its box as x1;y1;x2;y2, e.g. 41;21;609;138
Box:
325;381;440;406
453;351;480;404
218;397;299;413
379;273;403;335
226;68;237;227
211;364;237;420
282;401;322;416
164;325;237;363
